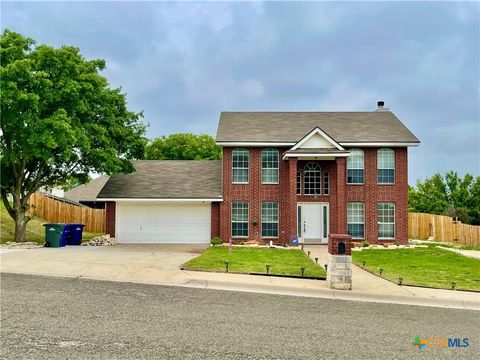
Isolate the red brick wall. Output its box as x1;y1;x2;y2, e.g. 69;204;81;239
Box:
219;147;291;244
211;202;221;238
345;147;408;244
218;147;409;245
105;201;116;237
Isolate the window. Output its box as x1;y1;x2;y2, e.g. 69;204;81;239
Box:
323;171;330;195
323;205;328;238
232;201;248;237
261;149;279;183
377;148;395;184
232;148;249;183
296;171;302;195
304;162;321;195
347;149;364;184
262;202;279;237
297;205;302;237
378;203;395;239
347;203;365;239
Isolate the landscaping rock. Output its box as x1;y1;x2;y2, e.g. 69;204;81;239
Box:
81;234;116;246
1;241;43;249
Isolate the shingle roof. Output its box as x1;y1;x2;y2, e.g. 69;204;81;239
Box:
216;111;420;144
64;175;110;202
97;160;223;199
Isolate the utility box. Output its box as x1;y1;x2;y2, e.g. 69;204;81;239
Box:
327;234;352;290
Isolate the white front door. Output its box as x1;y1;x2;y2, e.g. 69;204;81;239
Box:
298;203;329;244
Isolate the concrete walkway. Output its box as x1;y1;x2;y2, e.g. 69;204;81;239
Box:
437;246;480;259
1;245;479;310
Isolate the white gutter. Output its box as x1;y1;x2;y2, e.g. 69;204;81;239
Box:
339;142;420;147
216;142;296;147
97;198;223;202
217;141;420;147
282;153;350;160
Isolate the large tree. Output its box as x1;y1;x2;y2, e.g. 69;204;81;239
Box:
0;30;146;242
409;172;480;225
144;133;221;160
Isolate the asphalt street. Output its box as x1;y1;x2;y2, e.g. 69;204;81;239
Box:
1;273;478;359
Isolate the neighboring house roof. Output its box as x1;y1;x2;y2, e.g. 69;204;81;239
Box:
97;160;223;200
216;111;420;145
38;192;88;207
64;175;110;202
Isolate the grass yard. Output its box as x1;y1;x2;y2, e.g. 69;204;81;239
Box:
183;246;326;278
352;245;480;291
1;202;102;244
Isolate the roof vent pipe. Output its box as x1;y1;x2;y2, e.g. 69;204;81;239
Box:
376;101;389;112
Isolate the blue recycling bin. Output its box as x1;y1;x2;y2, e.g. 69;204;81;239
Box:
61;224;73;246
67;224;85;245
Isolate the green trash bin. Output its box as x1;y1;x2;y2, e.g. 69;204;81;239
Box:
44;224;66;248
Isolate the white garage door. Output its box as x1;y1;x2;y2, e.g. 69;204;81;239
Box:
116;202;211;244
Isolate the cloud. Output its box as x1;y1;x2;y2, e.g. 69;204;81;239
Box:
1;1;479;183
317;82;379;111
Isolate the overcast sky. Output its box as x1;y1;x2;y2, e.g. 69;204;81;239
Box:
2;1;479;184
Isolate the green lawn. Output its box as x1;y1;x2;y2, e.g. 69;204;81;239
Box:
352;246;480;291
183;246;326;278
1;201;102;244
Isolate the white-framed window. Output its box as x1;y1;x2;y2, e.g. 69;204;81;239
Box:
261;148;279;183
231;201;249;237
304;162;321;195
347;149;364;184
378;202;395;239
296;171;302;195
232;148;249;183
377;148;395;184
261;202;279;238
347;203;365;239
323;171;330;195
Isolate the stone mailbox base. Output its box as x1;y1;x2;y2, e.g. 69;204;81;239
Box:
326;254;352;290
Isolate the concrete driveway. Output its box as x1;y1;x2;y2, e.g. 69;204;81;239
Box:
0;245;207;285
1;244;478;310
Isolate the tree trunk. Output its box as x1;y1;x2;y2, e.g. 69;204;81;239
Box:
14;211;28;243
8;189;32;243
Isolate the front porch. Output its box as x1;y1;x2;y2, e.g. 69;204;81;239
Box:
286;149;349;245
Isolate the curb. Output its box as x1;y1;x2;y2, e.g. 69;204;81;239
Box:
2;270;479;311
179;277;480;311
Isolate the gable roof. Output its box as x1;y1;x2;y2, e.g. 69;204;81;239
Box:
97;160;222;200
64;175;110;202
290;127;344;151
216;111;420;145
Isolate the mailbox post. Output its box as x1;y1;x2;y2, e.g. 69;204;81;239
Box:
327;234;352;290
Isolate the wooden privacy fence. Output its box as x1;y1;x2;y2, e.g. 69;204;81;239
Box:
408;212;480;247
28;192;105;233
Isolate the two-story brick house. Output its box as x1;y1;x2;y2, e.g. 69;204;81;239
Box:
98;102;419;245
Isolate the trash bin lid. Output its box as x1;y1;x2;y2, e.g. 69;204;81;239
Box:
43;224;66;230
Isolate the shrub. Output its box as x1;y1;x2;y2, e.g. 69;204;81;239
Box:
361;240;370;248
211;236;223;246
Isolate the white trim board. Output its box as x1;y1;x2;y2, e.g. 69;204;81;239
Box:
98;198;223;202
283;152;350;159
216;142;296;147
217;141;419;147
339;142;420;147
